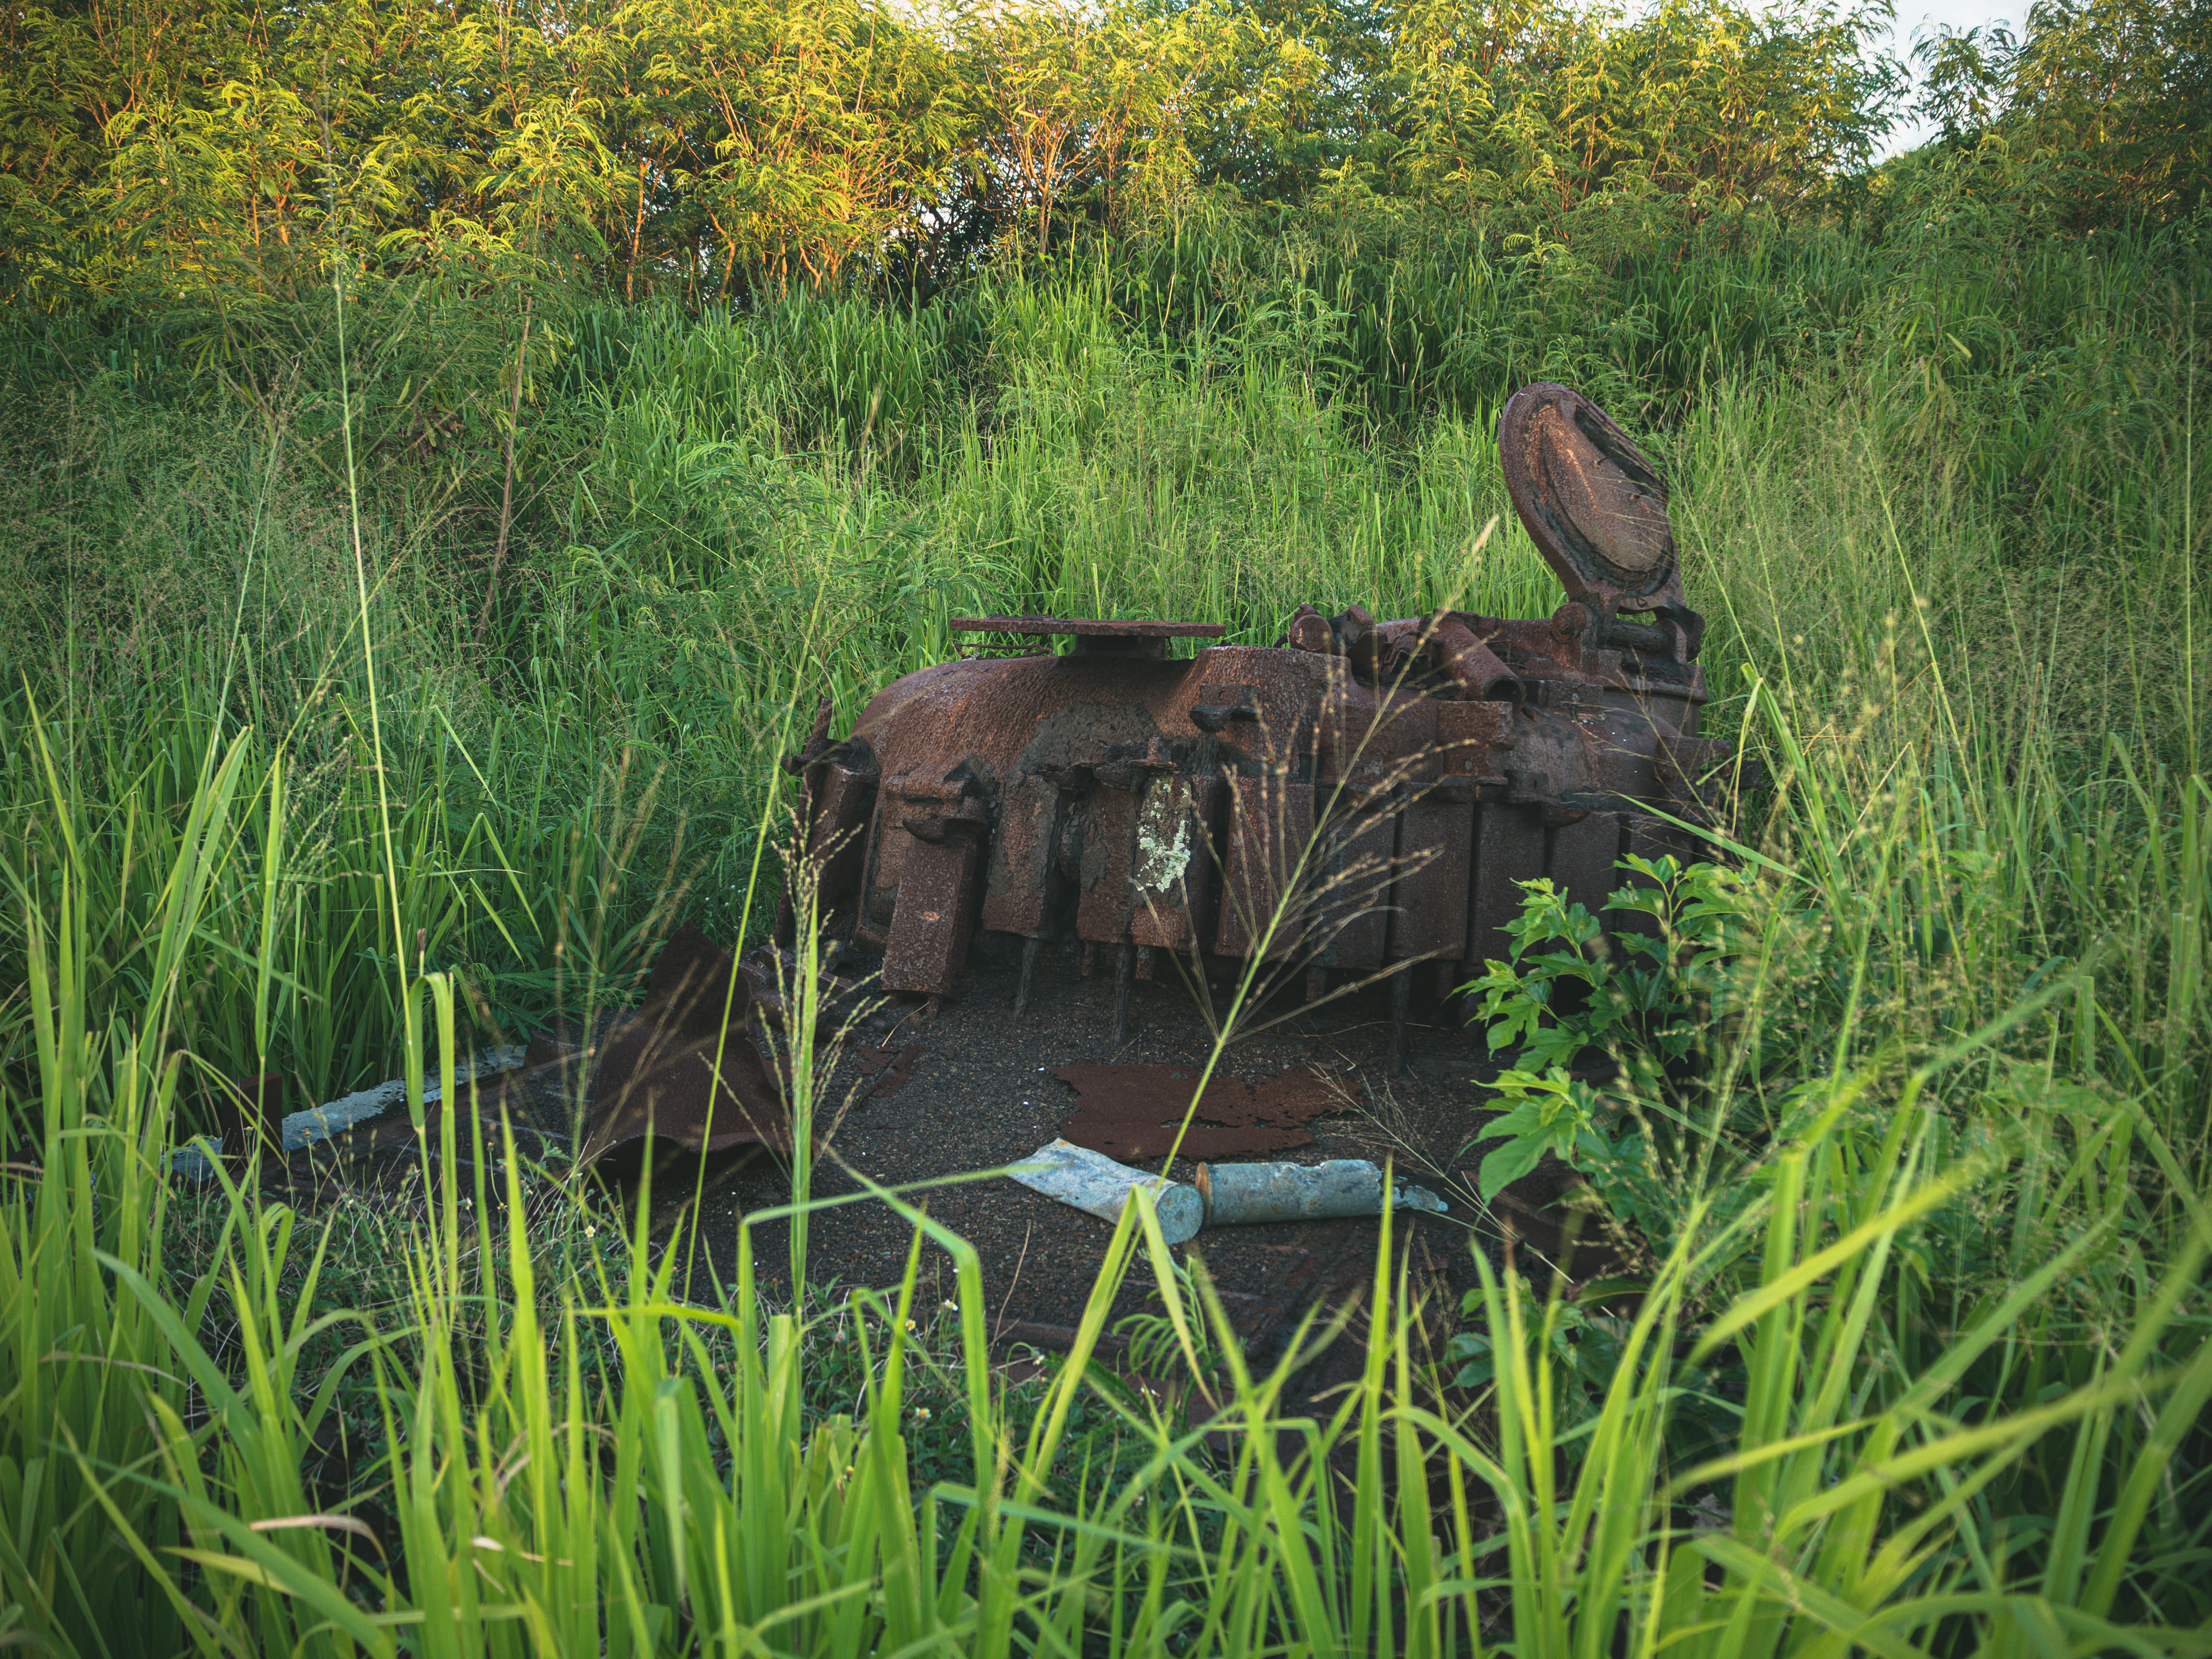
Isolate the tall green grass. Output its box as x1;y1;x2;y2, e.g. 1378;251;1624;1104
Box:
3;796;2205;1653
0;219;2207;1654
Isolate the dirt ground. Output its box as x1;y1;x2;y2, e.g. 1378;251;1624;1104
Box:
266;929;1598;1398
647;934;1534;1383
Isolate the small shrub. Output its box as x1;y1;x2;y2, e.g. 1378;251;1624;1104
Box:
1458;856;1768;1214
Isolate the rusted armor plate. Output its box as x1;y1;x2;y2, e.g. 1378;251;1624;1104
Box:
1467;803;1549;968
1549;812;1625;925
1216;775;1317;960
1313;788;1397;971
1129;773;1224;952
1389;785;1476;964
951;615;1228;640
786;384;1751;1051
579;926;793;1167
980;773;1066;937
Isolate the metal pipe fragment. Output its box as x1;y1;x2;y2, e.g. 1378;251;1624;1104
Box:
1011;1139;1205;1244
1193;1160;1449;1226
1430;615;1524;703
1284;604;1339;654
1011;1143;1447;1239
1015;934;1041;1017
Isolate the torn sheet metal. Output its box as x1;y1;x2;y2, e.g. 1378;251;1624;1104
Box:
1010;1138;1205;1244
577;925;795;1169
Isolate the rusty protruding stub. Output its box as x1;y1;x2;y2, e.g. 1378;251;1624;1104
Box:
783;383;1755;1060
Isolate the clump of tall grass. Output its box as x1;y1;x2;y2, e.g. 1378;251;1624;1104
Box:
4;776;2206;1653
0;211;2207;1656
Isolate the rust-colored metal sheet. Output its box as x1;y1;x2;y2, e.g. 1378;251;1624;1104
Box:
1389;782;1476;965
850;1043;926;1103
1467;803;1548;967
805;760;877;905
1432;701;1515;779
1549;811;1625;924
1215;775;1316;960
1051;1063;1344;1161
1314;787;1397;972
1074;769;1147;943
883;832;985;995
980;773;1065;937
1128;772;1223;953
578;926;793;1169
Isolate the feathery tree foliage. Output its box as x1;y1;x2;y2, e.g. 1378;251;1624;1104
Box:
6;0;2196;318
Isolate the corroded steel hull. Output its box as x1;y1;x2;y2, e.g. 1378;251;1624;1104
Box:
781;384;1748;1046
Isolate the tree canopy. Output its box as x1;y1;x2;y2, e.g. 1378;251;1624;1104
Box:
0;0;2197;312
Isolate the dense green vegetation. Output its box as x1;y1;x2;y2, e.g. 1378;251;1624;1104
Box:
4;0;2204;310
1;0;2209;1651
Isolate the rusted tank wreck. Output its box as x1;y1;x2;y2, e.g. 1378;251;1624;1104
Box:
781;383;1748;1056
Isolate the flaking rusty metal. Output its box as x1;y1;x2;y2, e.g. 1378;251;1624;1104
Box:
577;926;796;1169
786;384;1753;1064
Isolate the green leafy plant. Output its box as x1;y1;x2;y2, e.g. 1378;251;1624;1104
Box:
1460;855;1763;1205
